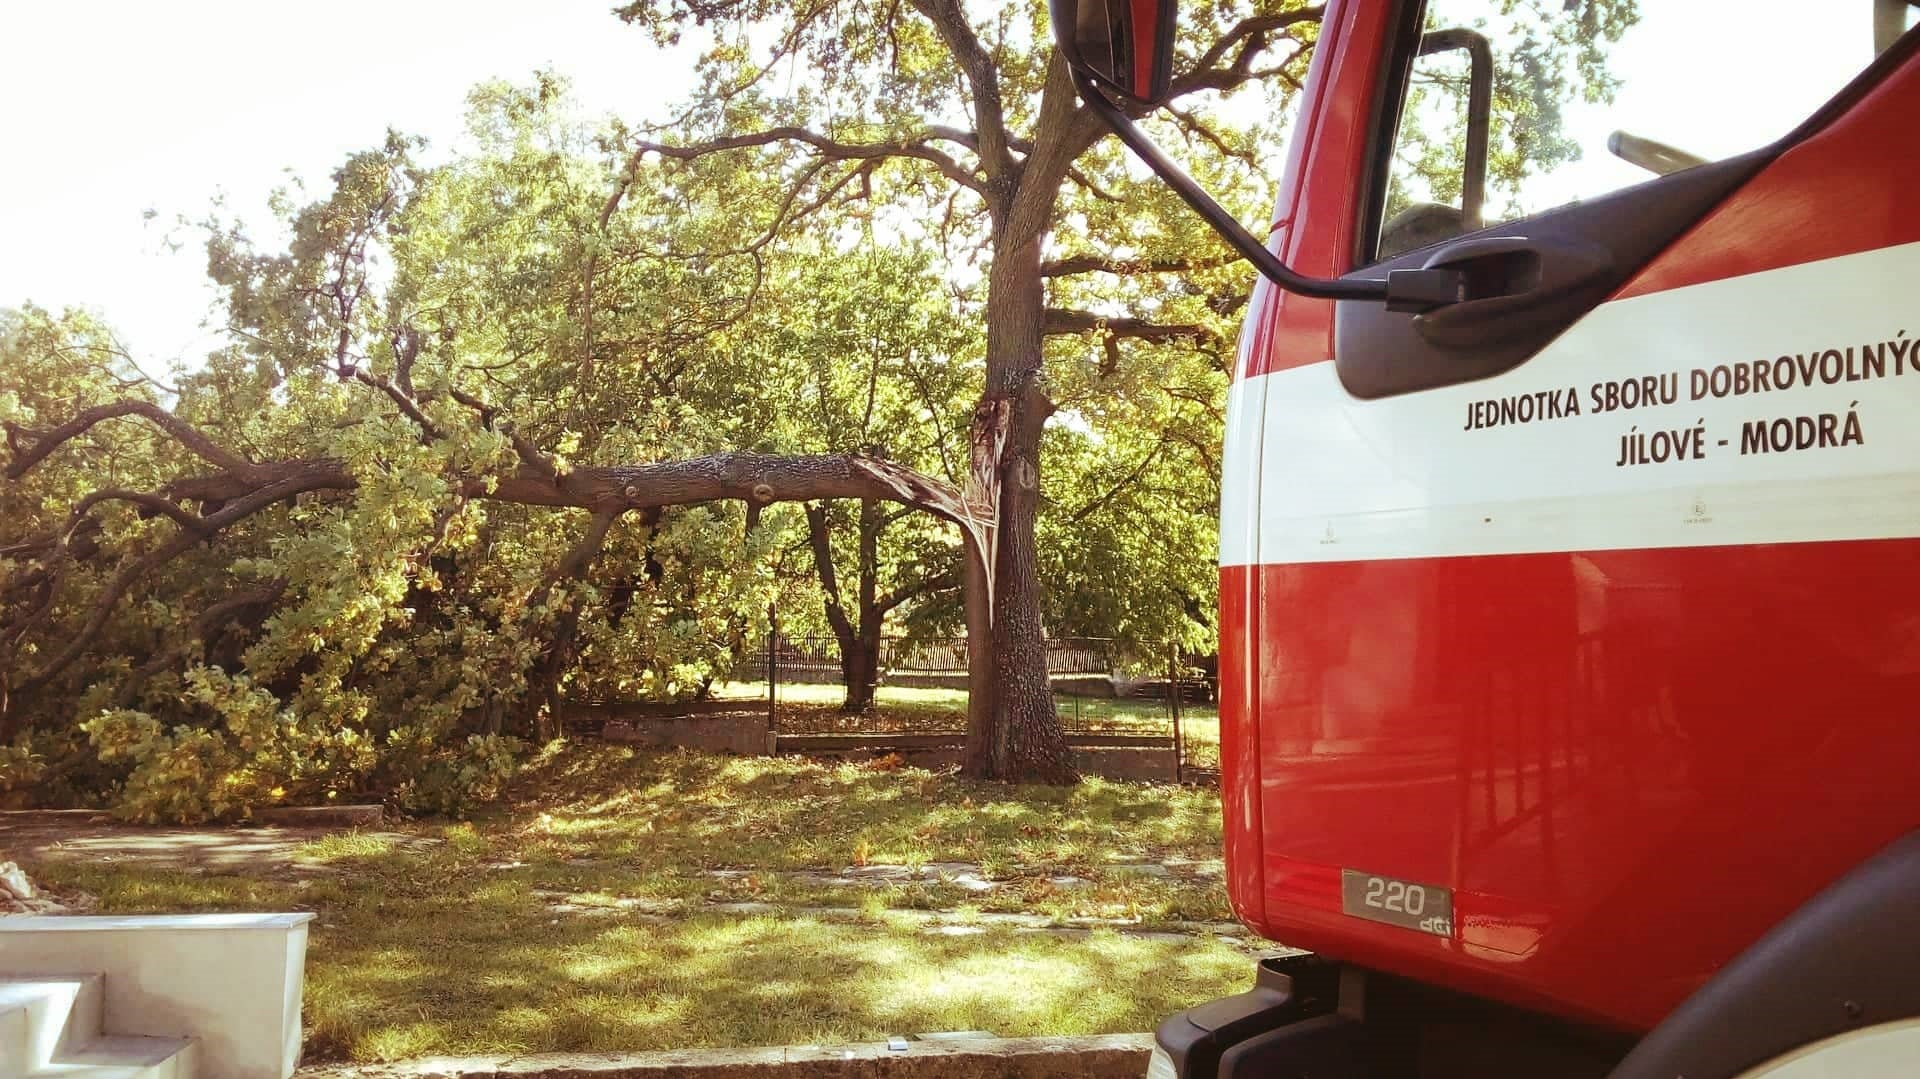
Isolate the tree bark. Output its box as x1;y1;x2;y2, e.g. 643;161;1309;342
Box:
964;226;1076;784
849;498;883;713
803;501;882;714
513;510;622;741
803;497;893;715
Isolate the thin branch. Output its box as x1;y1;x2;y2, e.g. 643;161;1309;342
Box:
1040;252;1243;277
71;488;210;536
1042;308;1217;343
1065;165;1124;203
17;464;346;694
728;158;876;260
1169;9;1320;101
392;327;423;396
804;503;856;646
1164;386;1225;424
353;370;442;442
115;579;289;708
44;341;180;395
1070;439;1169;523
922;125;1030;158
876;569;956;616
525;510;622;613
906;0;1014;180
899;351;960;484
1166;104;1260;167
4;400;258;481
635;127;984;194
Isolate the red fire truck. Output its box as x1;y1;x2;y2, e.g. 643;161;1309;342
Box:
1050;1;1920;1075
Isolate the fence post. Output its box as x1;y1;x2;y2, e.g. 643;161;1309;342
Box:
767;603;778;751
1169;643;1185;784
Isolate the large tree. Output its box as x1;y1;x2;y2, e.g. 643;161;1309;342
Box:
775;243;976;713
612;0;1310;780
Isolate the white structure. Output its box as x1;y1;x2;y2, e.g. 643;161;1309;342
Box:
0;913;314;1079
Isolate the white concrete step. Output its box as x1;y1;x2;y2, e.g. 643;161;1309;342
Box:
25;1033;198;1079
1;913;314;1079
0;974;105;1074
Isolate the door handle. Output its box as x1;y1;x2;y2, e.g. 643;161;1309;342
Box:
1413;235;1614;349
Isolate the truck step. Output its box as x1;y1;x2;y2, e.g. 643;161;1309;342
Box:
27;1034;198;1079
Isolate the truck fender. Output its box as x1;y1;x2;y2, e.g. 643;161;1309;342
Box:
1609;831;1920;1079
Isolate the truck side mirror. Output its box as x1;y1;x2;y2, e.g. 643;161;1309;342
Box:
1877;0;1920;55
1048;0;1463;311
1048;0;1178;106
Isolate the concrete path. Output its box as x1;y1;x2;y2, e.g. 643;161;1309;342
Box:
526;889;1288;957
0;810;430;876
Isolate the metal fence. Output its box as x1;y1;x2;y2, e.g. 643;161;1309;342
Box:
738;635;1116;677
731;632;1219;780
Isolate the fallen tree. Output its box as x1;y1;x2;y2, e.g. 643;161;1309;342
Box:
1;389;991;721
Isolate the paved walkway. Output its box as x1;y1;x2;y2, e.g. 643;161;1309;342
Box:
0;810;429;876
527;855;1273;953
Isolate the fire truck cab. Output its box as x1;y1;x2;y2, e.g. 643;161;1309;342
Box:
1052;1;1920;1076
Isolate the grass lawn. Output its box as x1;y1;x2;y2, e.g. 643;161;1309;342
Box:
23;744;1252;1063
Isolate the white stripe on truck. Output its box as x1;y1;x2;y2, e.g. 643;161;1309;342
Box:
1219;240;1920;566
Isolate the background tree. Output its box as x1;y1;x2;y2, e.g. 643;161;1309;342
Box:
772;243;977;712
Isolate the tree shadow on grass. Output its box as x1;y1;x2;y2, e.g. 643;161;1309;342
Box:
493;746;1220;873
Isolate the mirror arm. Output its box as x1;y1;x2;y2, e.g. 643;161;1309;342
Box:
1075;73;1461;311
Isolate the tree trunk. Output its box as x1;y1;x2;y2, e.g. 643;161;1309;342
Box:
962;527;1002;774
509;510;621;741
804;501;880;714
847;498;884;713
962;228;1077;784
842;626;882;714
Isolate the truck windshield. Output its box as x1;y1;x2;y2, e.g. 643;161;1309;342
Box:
1376;0;1916;260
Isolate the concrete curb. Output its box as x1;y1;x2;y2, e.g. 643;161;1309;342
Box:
256;804;386;828
296;1034;1153;1078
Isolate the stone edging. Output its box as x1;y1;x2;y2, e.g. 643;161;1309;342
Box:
296;1033;1155;1078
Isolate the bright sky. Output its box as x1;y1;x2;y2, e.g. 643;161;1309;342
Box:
1525;1;1891;212
0;1;696;371
2;2;1907;371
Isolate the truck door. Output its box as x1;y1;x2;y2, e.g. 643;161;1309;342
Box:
1233;0;1920;1030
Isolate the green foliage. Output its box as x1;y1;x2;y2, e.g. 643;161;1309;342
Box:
381;733;526;818
0;734;45;801
78;664;379;823
1384;0;1642;224
2;80;991;817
